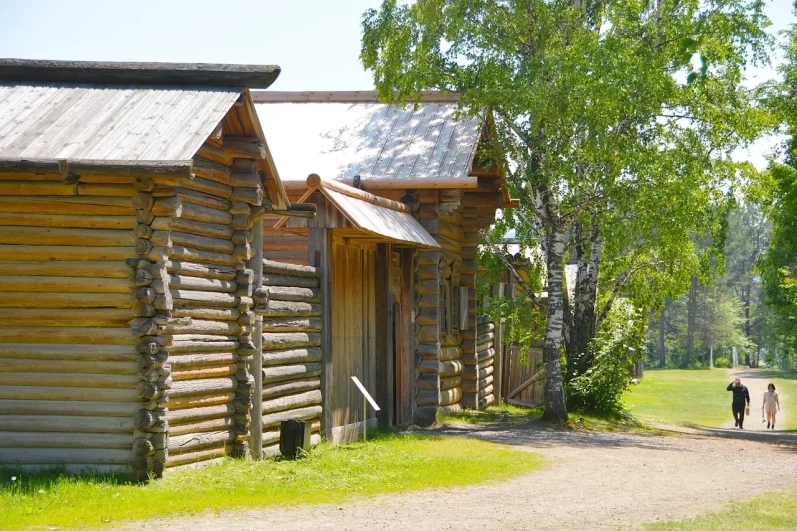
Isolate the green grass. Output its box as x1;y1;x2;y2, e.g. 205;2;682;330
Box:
623;368;797;429
440;404;674;435
0;432;544;531
623;369;734;427
647;487;797;530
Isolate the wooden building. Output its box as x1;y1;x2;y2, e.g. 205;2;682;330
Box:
253;91;518;430
0;59;314;477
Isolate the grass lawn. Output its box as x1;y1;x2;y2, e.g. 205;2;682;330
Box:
623;368;797;430
647;487;797;530
623;369;733;427
0;432;544;531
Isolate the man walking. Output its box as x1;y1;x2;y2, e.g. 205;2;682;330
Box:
727;378;750;429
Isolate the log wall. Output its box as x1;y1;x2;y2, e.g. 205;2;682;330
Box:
0;181;138;475
156;154;262;471
254;259;323;457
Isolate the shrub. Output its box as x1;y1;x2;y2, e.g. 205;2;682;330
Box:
565;301;645;416
689;359;704;369
714;357;732;368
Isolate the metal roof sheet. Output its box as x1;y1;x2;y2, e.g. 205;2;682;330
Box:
0;83;240;161
254;101;484;188
323;188;439;248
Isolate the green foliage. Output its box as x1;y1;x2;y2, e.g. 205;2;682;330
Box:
714;357;732;368
0;434;544;531
566;301;645;416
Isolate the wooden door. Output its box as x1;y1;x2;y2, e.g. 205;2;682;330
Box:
330;236;377;438
393;248;414;426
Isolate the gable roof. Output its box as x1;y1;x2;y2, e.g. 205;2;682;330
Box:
253;91;487;189
0;59;294;210
277;175;439;249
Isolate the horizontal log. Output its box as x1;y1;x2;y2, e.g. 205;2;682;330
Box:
169;246;237;266
0;372;137;389
257;300;321;317
262;405;322;428
0;244;134;261
169;275;237;293
168;352;238;370
165;447;226;468
181;175;233;200
230;187;263;206
0;432;133;449
197;143;233;167
261;259;319;278
0;343;136;362
169;429;235;454
254;286;321;303
0;448;132;465
262;347;322;367
416;307;437;325
263;274;319;288
0;275;129;293
440;346;462;361
478;383;494;400
151;196;183;217
166;260;237;281
416;389;438;406
0;292;132;310
439;360;464;377
0;260;130;278
416;374;438;391
463;348;496;366
152;217;234;240
463;375;493;393
169;377;237;397
180;202;232;225
440;375;462;390
439;386;462;406
171;231;234;254
0;195;133;215
263;363;321;384
0;308;131;327
463;364;494;380
416;326;439;344
0;357;136;376
0;399;138;417
261;317;322;333
0;213;135;230
0;327;134;345
0;385;137;402
0;226;134;247
0;181;132;197
169;392;235;411
166;403;236;425
262;332;321;351
170;289;239;308
225;137;267;159
168;416;235;437
172;308;240;321
171;364;236;381
263;389;322;414
169;340;238;354
263;377;320;400
192;157;232;185
177;188;231;212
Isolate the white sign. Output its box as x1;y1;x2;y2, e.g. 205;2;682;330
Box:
351;376;381;411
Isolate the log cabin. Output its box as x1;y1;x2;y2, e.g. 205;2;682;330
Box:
0;59;318;478
253;91;518;433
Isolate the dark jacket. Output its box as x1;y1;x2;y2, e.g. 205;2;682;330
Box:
727;384;750;407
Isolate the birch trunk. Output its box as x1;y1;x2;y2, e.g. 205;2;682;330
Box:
541;227;568;422
566;224;602;380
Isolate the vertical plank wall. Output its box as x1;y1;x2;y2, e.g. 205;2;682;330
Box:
0;179;139;474
330;237;377;441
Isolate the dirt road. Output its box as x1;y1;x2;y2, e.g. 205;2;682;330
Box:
722;369;789;430
131;421;797;530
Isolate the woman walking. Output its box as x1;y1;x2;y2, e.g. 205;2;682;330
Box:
763;383;780;430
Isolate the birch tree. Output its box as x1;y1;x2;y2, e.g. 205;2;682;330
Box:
362;0;772;421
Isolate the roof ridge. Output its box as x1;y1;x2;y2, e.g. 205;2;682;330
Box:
0;59;281;88
250;90;460;104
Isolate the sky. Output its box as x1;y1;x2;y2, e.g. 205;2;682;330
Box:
0;0;794;168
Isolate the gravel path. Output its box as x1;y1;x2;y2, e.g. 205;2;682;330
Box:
133;421;797;530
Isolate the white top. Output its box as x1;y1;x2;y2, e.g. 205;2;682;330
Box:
763;391;779;413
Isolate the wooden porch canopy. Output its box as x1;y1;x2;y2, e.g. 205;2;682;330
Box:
276;174;439;249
